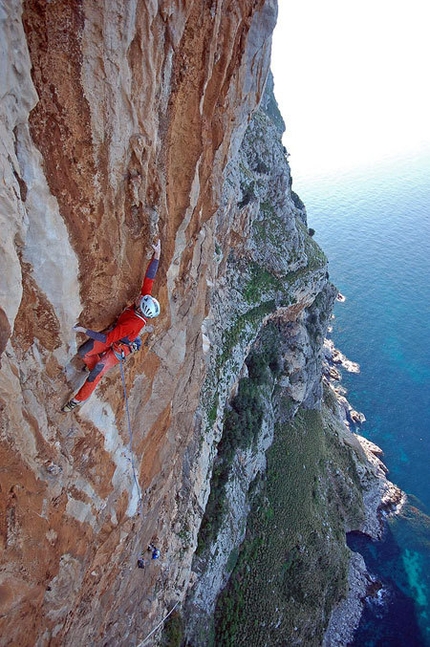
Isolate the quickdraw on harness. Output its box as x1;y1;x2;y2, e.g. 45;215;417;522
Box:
117;338;144;515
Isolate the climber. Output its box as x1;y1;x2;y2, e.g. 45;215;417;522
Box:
61;239;161;412
148;543;160;560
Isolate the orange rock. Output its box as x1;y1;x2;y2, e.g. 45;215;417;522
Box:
1;0;278;643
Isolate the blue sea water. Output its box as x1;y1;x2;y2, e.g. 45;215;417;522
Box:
294;150;430;646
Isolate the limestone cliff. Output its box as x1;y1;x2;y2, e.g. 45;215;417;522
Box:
0;2;401;646
180;74;403;646
1;1;278;644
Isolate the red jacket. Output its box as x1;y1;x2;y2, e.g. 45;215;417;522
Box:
85;256;159;346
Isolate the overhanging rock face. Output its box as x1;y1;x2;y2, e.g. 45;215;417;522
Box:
1;1;280;644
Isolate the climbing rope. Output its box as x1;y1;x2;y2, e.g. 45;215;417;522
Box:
137;601;180;646
118;354;143;514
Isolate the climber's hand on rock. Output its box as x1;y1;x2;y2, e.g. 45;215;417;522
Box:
73;325;86;334
152;239;161;259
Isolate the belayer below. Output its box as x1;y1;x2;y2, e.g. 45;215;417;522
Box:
62;239;161;412
148;543;160;559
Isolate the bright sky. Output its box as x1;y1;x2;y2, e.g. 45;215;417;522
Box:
271;0;430;178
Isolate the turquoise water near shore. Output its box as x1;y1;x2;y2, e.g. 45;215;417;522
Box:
294;150;430;645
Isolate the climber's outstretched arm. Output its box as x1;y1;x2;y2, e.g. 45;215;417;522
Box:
141;239;161;296
72;240;161;342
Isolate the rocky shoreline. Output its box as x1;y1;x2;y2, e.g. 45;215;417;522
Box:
323;337;366;426
322;328;405;645
323;552;373;647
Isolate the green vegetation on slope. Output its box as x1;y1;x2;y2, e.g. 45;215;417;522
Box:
214;396;364;646
197;331;280;554
160;611;184;647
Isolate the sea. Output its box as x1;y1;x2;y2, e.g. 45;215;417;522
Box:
294;149;430;646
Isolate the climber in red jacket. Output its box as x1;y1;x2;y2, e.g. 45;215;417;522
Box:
61;240;161;412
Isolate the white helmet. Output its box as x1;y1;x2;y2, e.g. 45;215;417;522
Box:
139;295;160;318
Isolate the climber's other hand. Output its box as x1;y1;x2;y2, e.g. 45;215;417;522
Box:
73;325;86;334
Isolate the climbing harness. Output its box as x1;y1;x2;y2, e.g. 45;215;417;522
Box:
137;601;180;646
118;352;143;515
113;337;142;360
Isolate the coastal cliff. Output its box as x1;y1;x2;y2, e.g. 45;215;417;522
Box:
181;75;403;647
0;2;401;645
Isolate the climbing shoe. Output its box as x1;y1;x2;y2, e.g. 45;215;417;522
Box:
61;398;80;413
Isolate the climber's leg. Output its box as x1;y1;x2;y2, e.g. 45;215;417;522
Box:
78;338;110;371
73;349;119;403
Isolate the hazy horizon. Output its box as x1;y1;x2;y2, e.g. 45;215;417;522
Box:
271;0;430;179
